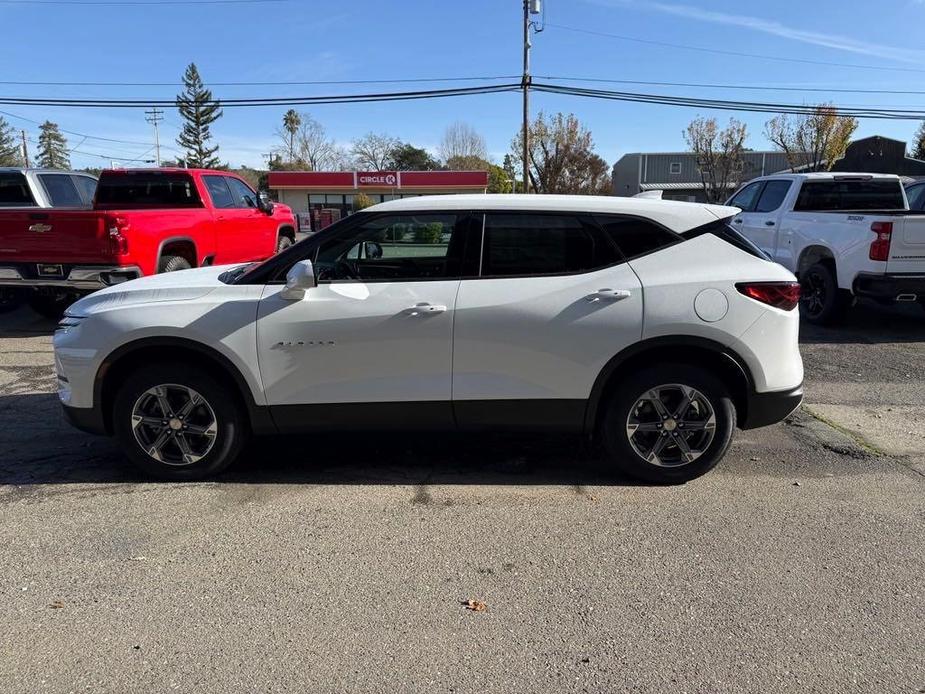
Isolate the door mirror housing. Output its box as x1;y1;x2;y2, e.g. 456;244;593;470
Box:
281;260;316;300
258;191;275;215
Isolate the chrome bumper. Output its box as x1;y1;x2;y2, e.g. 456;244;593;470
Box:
0;265;142;290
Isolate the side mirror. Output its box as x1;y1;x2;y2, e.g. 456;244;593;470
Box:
281;260;316;300
364;241;383;259
258;191;275;215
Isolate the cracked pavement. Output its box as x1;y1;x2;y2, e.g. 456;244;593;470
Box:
0;302;923;694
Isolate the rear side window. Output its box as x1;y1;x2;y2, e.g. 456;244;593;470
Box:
0;172;35;206
595;215;681;260
905;183;925;211
38;173;83;206
683;218;770;260
73;175;97;205
754;180;791;213
95;172;202;208
203;175;236;209
482;213;619;277
794;179;905;211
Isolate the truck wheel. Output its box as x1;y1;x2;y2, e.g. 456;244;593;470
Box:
276;235;293;253
27;291;77;321
599;364;736;484
158;255;192;273
112;362;248;480
0;288;24;314
800;262;849;325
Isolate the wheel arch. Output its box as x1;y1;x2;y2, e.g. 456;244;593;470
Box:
796;244;836;278
276;223;296;243
584;336;754;435
94;337;274;435
157;236;198;270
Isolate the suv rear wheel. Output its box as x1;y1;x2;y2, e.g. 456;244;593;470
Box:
113;363;248;480
600;364;736;484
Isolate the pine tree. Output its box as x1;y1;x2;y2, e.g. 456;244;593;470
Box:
913;121;925;161
0;117;24;167
176;63;222;168
37;121;70;169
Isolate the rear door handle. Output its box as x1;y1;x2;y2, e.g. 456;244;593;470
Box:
403;303;447;316
587;288;632;302
765;220;776;226
733;218;743;224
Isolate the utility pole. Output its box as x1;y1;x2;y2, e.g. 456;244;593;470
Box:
144;108;163;166
20;130;29;167
522;0;541;193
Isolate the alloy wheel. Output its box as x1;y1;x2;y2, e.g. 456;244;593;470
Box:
130;384;218;466
625;384;717;467
801;270;826;318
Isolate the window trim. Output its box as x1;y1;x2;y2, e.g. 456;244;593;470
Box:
669;162;682;175
37;172;84;207
202;174;237;209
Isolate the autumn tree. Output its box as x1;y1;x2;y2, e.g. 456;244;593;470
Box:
351;132;399;170
912;121;925;161
683;116;748;204
0;117;23;167
510;112;611;195
353;192;375;210
176;63;223;168
37;121;70;169
439;121;488;169
765;105;858;172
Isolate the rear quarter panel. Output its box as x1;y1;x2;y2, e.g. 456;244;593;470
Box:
781;211;883;288
112;208;218;275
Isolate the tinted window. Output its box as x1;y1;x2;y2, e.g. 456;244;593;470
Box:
595;215;681;260
0;172;35;206
95;172;202;208
754;180;791;213
38;173;82;206
728;182;763;212
794;179;905;211
72;175;97;205
682;219;770;260
226;177;257;208
203;175;236;209
314;213;473;281
482;214;618;277
906;183;925;211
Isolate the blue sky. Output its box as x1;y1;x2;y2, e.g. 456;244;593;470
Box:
2;0;924;170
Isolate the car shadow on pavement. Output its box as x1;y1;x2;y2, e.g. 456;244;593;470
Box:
800;300;925;345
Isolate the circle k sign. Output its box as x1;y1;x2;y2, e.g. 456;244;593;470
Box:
357;172;398;187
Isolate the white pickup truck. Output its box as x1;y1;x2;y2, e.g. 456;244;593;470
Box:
726;173;925;323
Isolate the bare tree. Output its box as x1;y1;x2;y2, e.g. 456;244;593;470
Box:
765;105;858;172
684;117;749;204
439;122;488;167
351;132;399;170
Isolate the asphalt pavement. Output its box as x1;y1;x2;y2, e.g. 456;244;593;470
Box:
0;302;923;694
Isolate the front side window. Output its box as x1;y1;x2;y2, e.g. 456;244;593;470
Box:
203;175;236;209
481;213;619;277
226;177;257;208
754;180;792;213
313;213;472;281
0;172;35;206
38;173;83;206
727;182;763;212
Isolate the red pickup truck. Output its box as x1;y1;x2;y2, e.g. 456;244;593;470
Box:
0;168;296;317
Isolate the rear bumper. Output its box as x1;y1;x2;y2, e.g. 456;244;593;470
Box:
742;383;803;430
0;264;142;290
853;272;925;302
62;403;107;435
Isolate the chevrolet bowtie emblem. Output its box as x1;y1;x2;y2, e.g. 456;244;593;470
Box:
28;223;52;233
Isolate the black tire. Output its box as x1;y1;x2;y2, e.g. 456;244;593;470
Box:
800;262;849;325
600;364;736;484
158;254;192;273
112;362;248;480
27;292;78;320
276;234;293;253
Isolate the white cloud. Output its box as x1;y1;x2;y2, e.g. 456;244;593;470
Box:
590;0;925;64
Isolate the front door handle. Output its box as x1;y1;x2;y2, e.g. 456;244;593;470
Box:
587;288;632;303
765;220;776;227
733;218;743;224
403;303;447;316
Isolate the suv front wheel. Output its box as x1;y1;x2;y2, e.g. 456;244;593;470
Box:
113;363;248;480
600;364;736;484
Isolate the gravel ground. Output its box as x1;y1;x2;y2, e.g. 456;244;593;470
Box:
0;302;923;694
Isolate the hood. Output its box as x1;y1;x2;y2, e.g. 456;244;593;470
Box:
67;264;241;316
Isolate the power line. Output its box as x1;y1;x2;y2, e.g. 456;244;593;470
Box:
1;0;286;4
0;75;521;87
545;23;925;75
0;109;182;151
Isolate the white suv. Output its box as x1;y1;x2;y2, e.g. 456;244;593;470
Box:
54;195;803;483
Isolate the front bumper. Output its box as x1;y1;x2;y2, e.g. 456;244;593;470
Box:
62;403;107;435
742;383;803;430
0;264;142;290
853;273;925;302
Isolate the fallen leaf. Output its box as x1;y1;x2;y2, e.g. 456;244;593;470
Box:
462;599;487;612
48;601;64;609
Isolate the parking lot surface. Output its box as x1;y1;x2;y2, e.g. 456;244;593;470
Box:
1;303;923;693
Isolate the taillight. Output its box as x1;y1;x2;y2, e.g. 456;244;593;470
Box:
869;221;892;261
107;215;129;255
736;282;801;311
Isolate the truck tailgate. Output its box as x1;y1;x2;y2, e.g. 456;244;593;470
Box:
888;217;925;274
0;210;113;264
